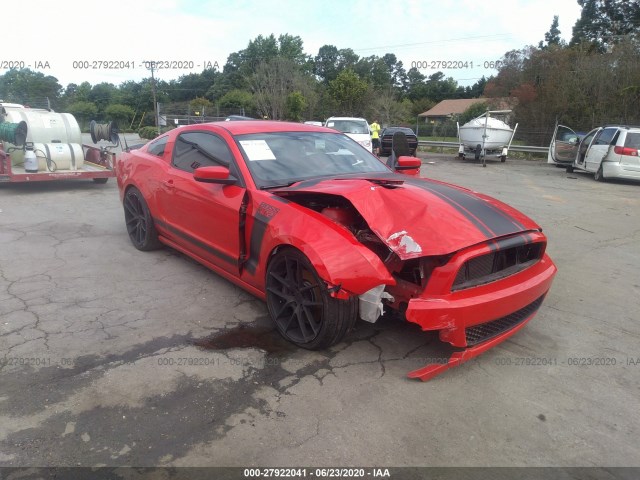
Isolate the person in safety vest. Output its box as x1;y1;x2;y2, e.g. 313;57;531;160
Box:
370;119;381;157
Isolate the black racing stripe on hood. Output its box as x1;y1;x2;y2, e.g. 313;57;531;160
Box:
284;178;329;190
487;231;535;252
407;179;525;237
271;195;290;204
404;179;494;238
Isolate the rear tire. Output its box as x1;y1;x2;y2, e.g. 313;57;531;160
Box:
266;248;358;350
566;165;574;173
93;178;108;184
123;187;162;251
500;155;506;162
594;165;606;182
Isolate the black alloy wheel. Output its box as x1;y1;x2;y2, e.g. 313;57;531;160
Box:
123;187;162;251
266;248;357;350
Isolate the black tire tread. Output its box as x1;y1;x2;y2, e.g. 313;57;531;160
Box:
266;247;359;350
124;186;162;251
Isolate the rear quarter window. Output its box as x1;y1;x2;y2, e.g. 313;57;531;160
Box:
147;136;168;157
624;132;640;149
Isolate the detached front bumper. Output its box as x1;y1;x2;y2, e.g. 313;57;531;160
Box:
404;254;557;381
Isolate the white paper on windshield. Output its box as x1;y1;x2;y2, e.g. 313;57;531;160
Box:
240;140;276;161
328;148;355;156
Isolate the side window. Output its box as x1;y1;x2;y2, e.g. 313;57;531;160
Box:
593;128;617;146
624;132;640;149
172;132;234;173
147;136;168;157
610;130;620;146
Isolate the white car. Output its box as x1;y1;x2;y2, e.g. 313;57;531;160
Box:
549;124;640;182
324;117;372;152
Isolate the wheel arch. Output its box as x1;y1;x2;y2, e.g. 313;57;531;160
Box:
123;181;161;218
262;235;395;297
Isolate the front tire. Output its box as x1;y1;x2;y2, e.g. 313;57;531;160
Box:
123;187;162;251
266;248;357;350
566;165;574;173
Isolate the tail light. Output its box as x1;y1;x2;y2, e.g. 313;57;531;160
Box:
614;146;638;156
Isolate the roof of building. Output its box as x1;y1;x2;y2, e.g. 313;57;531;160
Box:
419;98;517;118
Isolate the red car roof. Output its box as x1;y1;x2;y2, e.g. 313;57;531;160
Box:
206;120;334;135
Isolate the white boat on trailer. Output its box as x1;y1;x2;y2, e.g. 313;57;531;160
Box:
457;110;518;167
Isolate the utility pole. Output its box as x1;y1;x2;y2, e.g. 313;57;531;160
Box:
145;61;159;135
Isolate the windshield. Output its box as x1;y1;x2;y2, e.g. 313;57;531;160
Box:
325;119;369;135
235;131;390;188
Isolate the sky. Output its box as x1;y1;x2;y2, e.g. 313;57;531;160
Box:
2;0;582;89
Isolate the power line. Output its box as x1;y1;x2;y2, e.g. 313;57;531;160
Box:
352;34;514;53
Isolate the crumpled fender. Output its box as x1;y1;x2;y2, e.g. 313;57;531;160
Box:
243;195;395;296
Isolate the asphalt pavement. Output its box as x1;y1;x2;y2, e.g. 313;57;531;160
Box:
0;152;638;472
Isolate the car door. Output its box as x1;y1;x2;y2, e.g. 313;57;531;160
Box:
548;124;580;164
584;127;618;172
575;128;600;168
157;130;245;275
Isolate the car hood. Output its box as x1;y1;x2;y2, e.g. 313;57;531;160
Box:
274;177;540;259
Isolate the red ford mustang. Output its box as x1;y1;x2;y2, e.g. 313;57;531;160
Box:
116;121;556;381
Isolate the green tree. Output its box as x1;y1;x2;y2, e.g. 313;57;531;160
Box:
0;69;62;107
249;57;302;119
410;97;435;118
218;89;255;110
60;82;91;108
328;69;369;116
104;104;135;126
285;91;307;121
368;88;411;125
314;45;340;84
570;0;640;52
540;15;563;48
538;15;565;49
458;102;489;124
424;72;459;102
189;96;213;116
382;53;408;90
67;101;98;129
168;68;219;102
88;83;118;114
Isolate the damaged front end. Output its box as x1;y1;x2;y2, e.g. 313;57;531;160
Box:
273;180;557;381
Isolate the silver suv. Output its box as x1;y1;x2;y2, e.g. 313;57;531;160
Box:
549;125;640;182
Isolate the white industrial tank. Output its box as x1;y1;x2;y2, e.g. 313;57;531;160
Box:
1;103;85;171
2;104;81;144
10;143;85;171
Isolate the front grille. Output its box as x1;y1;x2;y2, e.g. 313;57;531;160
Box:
465;295;545;346
453;242;543;291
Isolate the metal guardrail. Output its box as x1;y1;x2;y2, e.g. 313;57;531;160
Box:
418;140;549;154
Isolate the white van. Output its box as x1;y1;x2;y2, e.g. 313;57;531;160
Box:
549;124;640;182
325;117;372;152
